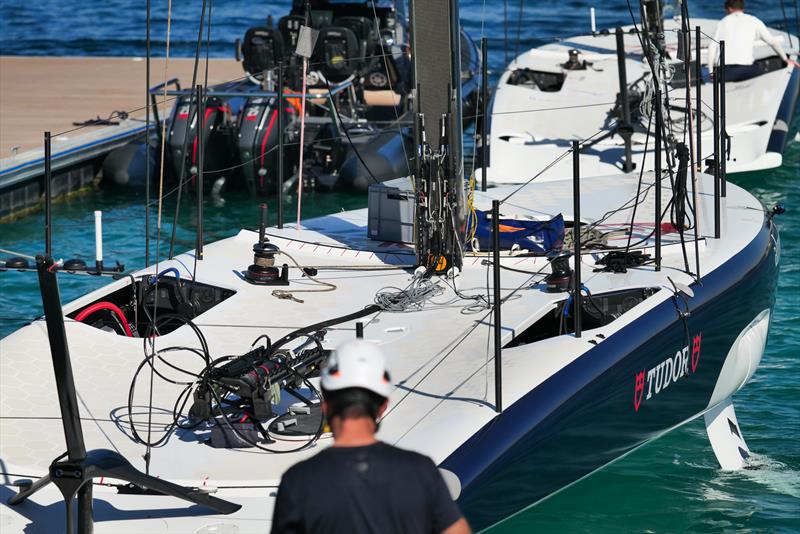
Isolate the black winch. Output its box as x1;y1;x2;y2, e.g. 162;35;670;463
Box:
245;204;289;285
544;250;573;292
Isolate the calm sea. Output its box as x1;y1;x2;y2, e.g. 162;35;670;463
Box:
1;0;798;532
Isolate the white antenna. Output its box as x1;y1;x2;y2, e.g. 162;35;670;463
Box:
590;7;596;35
94;210;104;271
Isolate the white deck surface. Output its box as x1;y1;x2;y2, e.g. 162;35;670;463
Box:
486;18;797;184
0;173;767;532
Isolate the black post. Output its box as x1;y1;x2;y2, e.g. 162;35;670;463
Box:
259;203;268;244
655;86;662;271
36;257;87;460
712;62;722;207
615;28;633;172
8;257;241;533
356;322;364;339
44;131;53;257
277;61;285;229
720;40;727;198
481;37;489;192
695;26;702;172
77;483;93;533
491;199;502;413
572;141;582;338
196;85;204;260
713;66;721;239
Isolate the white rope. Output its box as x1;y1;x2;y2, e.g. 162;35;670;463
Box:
0;248;35;260
270;250;338;303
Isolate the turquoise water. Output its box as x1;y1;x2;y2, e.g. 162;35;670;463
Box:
1;1;799;532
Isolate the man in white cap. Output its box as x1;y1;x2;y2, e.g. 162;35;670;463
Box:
707;0;798;82
271;339;471;534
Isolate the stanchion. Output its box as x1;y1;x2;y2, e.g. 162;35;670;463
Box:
196;84;205;260
655;87;662;271
695;26;702;172
481;37;489;192
277;61;285;229
615;28;633;172
720;41;727;198
572;141;582;338
491;199;502;413
713;66;721;239
44;131;52;257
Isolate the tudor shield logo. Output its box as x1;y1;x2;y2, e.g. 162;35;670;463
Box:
634;333;702;412
634;370;646;412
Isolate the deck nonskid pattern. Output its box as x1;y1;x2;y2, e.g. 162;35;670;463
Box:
0;173;766;531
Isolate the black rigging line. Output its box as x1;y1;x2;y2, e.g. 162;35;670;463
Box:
168;0;209;260
145;0;151;266
514;0;525;60
190;0;213;305
624;104;654;263
143;0;210;475
369;0;411;169
322;77;380;185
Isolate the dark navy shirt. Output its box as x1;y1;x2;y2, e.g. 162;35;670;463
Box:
271;441;463;534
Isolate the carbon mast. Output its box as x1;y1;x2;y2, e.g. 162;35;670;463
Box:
409;0;466;272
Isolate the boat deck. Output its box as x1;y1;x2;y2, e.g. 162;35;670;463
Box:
0;172;768;532
487;18;797;185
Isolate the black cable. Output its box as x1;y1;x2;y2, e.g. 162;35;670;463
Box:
623;104;654;261
189;0;214;305
168;0;210;260
128;314;210;448
145;0;152;266
322;76;380;185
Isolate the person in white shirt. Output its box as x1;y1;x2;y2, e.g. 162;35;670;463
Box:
707;0;797;82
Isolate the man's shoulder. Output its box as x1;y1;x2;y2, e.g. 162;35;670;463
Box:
373;442;437;466
732;12;762;25
280;443;438;483
280;448;334;483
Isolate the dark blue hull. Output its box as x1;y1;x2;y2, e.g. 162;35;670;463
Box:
766;66;800;154
441;215;780;531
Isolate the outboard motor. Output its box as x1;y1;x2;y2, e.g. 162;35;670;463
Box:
315;26;361;82
166;94;232;192
237;97;297;194
241;27;285;81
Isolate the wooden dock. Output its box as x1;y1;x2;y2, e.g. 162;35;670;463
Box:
0;56;245;155
0;56;245;218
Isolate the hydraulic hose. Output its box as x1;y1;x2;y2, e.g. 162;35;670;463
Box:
75;301;134;337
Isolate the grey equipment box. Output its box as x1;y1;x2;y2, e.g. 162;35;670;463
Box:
367;177;415;243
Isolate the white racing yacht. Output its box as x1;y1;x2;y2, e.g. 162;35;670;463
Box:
484;2;799;185
0;0;784;532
